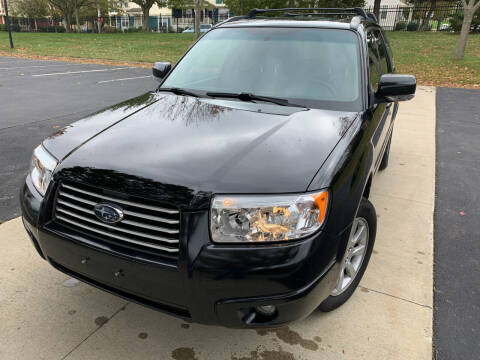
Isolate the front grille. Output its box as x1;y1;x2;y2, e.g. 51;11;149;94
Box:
53;181;180;257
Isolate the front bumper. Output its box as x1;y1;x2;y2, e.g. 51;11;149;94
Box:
21;177;345;328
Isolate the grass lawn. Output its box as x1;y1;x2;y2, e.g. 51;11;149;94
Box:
386;32;480;88
0;32;196;65
0;31;479;87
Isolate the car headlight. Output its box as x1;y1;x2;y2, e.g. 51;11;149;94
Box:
210;190;329;243
30;145;58;196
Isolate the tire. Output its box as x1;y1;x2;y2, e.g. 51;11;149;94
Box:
379;134;392;171
319;197;377;312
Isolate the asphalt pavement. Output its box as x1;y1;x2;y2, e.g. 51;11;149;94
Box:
434;87;480;360
0;56;155;221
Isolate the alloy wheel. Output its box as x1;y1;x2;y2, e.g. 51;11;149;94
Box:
331;217;369;296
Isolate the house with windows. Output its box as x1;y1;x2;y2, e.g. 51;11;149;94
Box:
110;0;229;31
0;0;6;25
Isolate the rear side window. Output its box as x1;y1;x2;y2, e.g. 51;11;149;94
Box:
373;30;390;74
381;32;395;72
367;31;381;92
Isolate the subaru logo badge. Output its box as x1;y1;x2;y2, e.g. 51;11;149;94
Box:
94;203;124;224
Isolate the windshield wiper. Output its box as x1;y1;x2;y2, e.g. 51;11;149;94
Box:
157;87;200;97
206;92;305;108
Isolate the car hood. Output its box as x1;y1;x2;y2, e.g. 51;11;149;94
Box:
47;92;358;209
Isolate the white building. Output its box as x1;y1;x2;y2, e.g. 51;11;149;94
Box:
110;0;229;30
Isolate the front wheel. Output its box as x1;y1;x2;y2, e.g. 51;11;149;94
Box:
319;197;377;312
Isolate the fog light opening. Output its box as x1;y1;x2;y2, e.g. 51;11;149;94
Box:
256;305;277;316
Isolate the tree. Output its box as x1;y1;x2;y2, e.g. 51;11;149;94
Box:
131;0;166;30
223;0;365;15
163;0;203;38
373;0;381;20
72;0;90;32
455;0;480;59
11;0;49;30
194;0;202;38
48;0;75;31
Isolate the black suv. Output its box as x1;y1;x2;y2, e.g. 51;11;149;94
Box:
21;8;416;328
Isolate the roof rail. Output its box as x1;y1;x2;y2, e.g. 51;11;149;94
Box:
246;7;371;21
366;12;378;23
213;15;246;28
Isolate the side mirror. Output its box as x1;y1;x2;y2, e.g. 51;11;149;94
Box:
152;62;171;82
376;74;416;103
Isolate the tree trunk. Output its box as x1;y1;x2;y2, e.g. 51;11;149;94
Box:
35;19;38;31
97;3;101;34
64;14;71;32
74;7;80;32
289;0;295;7
194;0;201;39
373;0;381;20
421;0;436;31
142;7;149;31
455;7;474;60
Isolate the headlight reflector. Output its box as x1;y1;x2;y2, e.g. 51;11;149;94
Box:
30;145;58;196
210;190;328;243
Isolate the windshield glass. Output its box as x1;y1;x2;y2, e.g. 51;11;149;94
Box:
162;27;362;111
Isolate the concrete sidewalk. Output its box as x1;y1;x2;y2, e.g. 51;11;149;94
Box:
0;87;436;360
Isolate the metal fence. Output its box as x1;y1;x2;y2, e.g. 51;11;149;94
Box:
365;5;463;31
0;6;468;33
0;14;231;33
105;13;230;33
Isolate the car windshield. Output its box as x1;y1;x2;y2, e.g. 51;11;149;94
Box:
161;27;362;111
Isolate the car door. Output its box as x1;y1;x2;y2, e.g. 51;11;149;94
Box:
366;27;392;171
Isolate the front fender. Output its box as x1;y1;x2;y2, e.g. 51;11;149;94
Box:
308;113;374;257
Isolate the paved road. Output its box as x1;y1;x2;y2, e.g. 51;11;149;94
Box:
0;56;155;221
434;87;480;360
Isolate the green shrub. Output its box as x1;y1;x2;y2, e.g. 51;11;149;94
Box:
0;24;6;31
38;27;48;32
126;27;142;33
449;12;480;33
394;22;406;31
103;25;117;33
422;23;432;31
407;21;419;31
11;23;21;32
55;26;66;33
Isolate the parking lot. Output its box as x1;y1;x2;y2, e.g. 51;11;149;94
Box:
0;56;439;359
0;56;154;221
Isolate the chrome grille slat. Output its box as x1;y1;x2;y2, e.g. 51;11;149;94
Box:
57;200;179;234
53;181;181;257
56;207;179;244
56;215;179;253
62;183;179;214
59;191;96;206
58;193;179;224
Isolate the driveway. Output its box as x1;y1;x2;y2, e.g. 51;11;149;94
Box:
434;88;480;360
0;79;436;359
